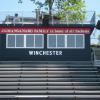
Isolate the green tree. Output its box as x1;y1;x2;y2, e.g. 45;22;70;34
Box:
18;0;86;22
45;0;54;16
30;0;54;17
56;0;86;23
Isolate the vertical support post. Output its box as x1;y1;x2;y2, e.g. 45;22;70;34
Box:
35;9;40;25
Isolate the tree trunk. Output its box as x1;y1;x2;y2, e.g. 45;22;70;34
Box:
49;5;52;18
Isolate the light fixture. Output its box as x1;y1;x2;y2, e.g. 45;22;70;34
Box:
18;0;23;3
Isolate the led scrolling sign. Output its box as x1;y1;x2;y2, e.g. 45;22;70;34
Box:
0;27;91;34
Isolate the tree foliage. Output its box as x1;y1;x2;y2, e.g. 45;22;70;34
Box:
56;0;86;22
19;0;86;22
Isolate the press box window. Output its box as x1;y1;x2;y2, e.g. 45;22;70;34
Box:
48;35;56;48
67;35;75;48
57;35;65;48
7;35;15;48
35;35;44;48
26;35;44;48
76;35;84;48
47;34;84;49
16;35;24;48
26;35;34;48
7;34;44;48
48;35;65;48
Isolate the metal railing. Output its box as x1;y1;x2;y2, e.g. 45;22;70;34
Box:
92;48;100;66
91;37;100;66
51;10;96;25
91;38;100;47
0;10;96;25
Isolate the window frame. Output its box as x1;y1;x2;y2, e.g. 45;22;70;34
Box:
34;34;44;49
47;34;57;49
67;34;76;49
6;34;44;49
15;34;25;48
25;34;34;48
6;34;84;49
47;34;85;49
25;34;44;49
6;34;16;48
57;34;66;49
75;34;85;49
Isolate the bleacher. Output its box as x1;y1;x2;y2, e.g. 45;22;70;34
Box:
0;61;100;100
93;48;100;66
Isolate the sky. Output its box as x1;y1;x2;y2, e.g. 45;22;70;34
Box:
0;0;99;13
85;0;100;13
0;0;100;44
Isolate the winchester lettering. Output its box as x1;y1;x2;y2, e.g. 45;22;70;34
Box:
29;51;63;56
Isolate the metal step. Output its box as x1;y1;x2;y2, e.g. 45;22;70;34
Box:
0;82;100;86
0;68;97;71
0;74;100;78
0;94;100;99
1;86;100;90
1;90;100;95
0;78;100;82
0;71;98;74
0;62;100;99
